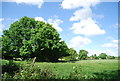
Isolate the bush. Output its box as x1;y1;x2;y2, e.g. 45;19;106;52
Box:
14;64;56;79
13;64;41;79
2;61;56;80
69;65;83;79
2;72;12;80
40;66;56;79
2;60;20;75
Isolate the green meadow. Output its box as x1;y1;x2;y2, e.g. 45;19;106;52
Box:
1;59;120;80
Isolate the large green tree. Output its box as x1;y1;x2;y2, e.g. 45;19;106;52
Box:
2;16;69;62
78;50;88;60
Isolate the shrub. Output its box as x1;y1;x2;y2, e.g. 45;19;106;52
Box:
2;72;12;80
2;60;20;75
69;65;83;79
2;60;56;80
13;63;56;79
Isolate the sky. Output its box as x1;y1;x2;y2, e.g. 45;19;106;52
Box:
0;0;119;56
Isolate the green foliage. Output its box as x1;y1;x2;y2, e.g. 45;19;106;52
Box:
2;60;20;75
90;54;99;59
69;65;83;79
63;48;77;61
39;66;56;79
107;56;115;59
13;64;56;79
1;60;20;80
2;72;13;80
99;53;107;59
93;54;99;59
78;50;88;60
2;16;69;62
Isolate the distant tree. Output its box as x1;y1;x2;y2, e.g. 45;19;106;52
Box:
2;16;69;62
107;56;115;59
93;54;99;59
99;53;107;59
78;50;88;60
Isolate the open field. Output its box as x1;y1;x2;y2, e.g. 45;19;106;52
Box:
1;59;120;80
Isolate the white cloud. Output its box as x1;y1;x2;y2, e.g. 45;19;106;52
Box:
102;39;118;56
106;37;119;43
70;8;92;21
0;18;4;32
34;16;63;32
69;6;104;24
69;36;91;48
61;0;100;9
102;39;119;48
4;0;44;8
112;39;119;43
62;0;105;37
47;18;63;32
35;17;45;22
102;43;118;48
70;18;105;36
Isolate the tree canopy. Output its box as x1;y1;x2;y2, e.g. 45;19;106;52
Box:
63;48;77;61
99;53;107;59
2;16;69;62
78;50;88;60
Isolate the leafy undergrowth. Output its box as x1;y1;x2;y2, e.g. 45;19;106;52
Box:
1;59;119;80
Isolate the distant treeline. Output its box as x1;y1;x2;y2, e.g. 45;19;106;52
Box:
60;49;117;61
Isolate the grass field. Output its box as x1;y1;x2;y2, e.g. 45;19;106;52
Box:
1;59;120;80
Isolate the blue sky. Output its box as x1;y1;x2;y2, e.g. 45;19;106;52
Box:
0;0;119;56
